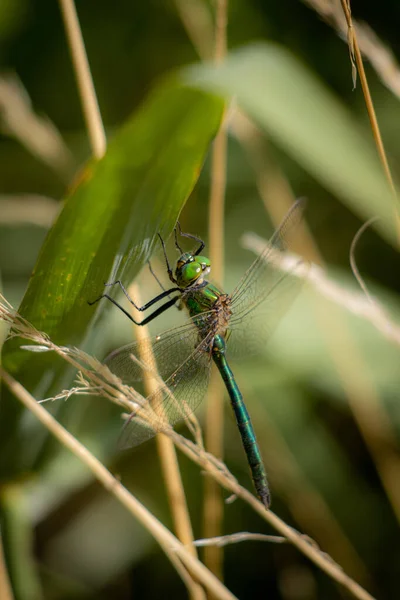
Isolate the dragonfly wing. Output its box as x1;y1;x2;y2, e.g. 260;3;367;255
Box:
228;199;309;358
228;265;307;358
105;322;214;448
105;319;208;384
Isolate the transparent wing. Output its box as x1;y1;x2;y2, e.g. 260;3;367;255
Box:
228;199;308;357
105;319;214;448
227;262;308;358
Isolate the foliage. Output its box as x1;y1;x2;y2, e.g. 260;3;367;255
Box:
1;1;400;599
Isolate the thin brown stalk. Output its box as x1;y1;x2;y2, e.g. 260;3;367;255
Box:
349;217;380;306
58;0;106;159
213;0;228;66
247;397;371;585
302;0;400;103
203;0;229;583
316;298;400;524
0;367;236;600
172;0;379;589
128;284;205;600
234;111;400;523
0;73;73;178
243;233;400;347
203;373;225;581
173;0;214;61
0;297;376;600
157;428;376;600
194;533;286;547
339;1;398;211
232;111;319;262
0;195;60;228
54;5;203;596
325;1;400;521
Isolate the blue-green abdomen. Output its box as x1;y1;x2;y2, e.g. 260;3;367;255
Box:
212;335;270;507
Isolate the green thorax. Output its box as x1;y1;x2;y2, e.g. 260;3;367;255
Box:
184;281;224;318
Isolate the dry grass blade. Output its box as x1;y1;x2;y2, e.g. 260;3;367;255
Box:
194;532;286;547
339;0;397;209
302;0;400;101
242;234;400;347
0;295;377;600
58;0;106;159
0;195;60;228
0;367;237;600
127;284;205;600
203;0;229;583
0;73;73;178
350;216;381;305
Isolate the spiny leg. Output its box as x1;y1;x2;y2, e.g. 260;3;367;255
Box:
148;261;166;292
175;221;205;256
158;233;176;284
88;294;180;326
89;279;181;312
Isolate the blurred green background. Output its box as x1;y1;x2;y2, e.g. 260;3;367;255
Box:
1;1;400;599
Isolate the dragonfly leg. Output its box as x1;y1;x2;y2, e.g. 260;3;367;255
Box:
174;227;183;253
175;221;205;256
88;294;179;326
148;261;165;292
88;283;182;313
103;280;136;303
158;233;177;285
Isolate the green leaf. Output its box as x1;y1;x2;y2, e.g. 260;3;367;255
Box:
184;43;396;244
0;82;223;474
19;84;223;347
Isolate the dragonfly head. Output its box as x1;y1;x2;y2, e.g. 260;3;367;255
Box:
175;252;211;288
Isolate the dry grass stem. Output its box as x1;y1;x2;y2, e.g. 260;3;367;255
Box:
202;0;229;583
0;73;73;178
249;398;371;584
0;295;377;600
303;0;399;232
128;285;204;600
0;367;236;600
58;0;106;159
339;0;397;209
243;234;400;347
194;533;286;547
173;0;214;61
0;195;60;228
350;216;381;306
246;231;400;525
302;0;400;101
56;11;203;586
234;108;400;526
53;11;203;596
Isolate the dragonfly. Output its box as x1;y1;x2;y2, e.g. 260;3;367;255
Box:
89;199;307;508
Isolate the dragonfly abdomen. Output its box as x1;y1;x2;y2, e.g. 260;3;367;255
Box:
211;335;270;508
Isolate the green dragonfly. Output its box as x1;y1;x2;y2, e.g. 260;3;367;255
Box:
89;199;307;508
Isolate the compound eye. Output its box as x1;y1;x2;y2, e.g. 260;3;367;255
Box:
182;262;201;283
196;255;211;270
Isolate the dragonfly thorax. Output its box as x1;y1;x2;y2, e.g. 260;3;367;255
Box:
175;253;211;288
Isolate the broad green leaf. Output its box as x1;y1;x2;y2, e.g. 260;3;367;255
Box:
0;82;223;474
17;84;223;347
184;43;397;244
